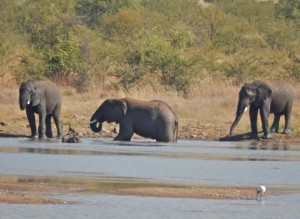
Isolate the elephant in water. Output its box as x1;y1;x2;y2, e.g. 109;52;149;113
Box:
19;80;63;139
89;97;178;142
229;80;293;139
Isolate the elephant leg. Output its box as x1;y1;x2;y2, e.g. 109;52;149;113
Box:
156;120;178;142
157;135;173;143
113;124;133;141
156;132;169;142
260;106;271;139
26;108;38;138
249;107;259;139
38;106;47;139
270;114;280;133
53;112;63;138
46;115;53;138
157;124;176;143
283;111;292;134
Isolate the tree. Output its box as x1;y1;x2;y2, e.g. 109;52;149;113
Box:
16;0;82;80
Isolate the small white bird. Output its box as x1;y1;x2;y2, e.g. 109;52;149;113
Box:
256;185;266;200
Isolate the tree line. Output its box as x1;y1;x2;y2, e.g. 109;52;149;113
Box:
0;0;300;92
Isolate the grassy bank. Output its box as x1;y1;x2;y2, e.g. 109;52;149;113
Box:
1;79;300;141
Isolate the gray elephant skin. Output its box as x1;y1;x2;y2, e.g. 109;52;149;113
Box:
229;80;293;139
89;97;178;142
19;80;63;138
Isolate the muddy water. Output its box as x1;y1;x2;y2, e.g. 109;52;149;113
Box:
1;138;300;218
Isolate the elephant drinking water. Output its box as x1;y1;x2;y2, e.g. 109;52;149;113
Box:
229;80;293;139
89;97;178;142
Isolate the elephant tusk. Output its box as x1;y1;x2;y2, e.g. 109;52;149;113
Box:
27;100;30;105
244;106;249;112
88;119;98;124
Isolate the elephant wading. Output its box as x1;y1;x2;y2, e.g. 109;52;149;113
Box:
19;80;63;139
229;81;293;139
89;98;178;142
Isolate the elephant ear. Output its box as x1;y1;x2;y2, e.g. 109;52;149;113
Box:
255;85;272;106
32;92;41;106
31;82;45;106
119;99;128;116
109;99;128;117
244;86;256;97
241;83;256;99
32;85;42;106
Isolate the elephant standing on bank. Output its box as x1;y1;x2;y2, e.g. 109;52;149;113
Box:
19;80;63;139
89;97;178;142
229;80;293;139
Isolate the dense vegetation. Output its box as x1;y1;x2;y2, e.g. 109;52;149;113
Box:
1;0;300;93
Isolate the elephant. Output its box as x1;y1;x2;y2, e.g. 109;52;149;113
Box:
89;97;178;142
229;80;293;139
19;80;63;139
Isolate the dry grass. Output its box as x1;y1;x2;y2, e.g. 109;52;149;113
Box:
1;79;300;139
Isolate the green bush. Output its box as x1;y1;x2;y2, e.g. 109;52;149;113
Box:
1;0;300;92
102;8;143;38
15;50;46;83
224;53;266;85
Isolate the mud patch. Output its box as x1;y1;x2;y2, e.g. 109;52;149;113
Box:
1;175;299;204
0;176;82;204
113;186;296;200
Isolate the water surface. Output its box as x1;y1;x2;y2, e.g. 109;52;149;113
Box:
0;137;300;218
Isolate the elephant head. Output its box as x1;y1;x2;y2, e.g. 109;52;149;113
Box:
19;81;41;110
229;82;272;135
89;99;128;133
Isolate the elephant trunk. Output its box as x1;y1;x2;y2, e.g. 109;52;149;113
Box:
89;119;102;133
89;113;103;133
229;103;248;135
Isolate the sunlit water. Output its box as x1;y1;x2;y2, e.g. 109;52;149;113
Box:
0;137;300;218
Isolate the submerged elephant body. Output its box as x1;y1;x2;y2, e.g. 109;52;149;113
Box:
89;97;178;142
19;80;63;138
230;81;293;139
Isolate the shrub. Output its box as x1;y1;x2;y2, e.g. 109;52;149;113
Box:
102;8;143;38
2;0;300;92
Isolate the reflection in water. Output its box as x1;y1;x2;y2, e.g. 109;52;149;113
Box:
0;146;300;161
1;138;300;187
236;143;297;151
0;147;144;156
249;143;290;151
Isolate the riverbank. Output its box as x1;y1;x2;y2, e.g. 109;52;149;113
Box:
2;80;300;144
2;116;300;145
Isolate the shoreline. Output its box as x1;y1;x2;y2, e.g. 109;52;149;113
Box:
1;123;300;144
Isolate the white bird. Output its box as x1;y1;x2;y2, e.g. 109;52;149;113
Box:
256;185;266;200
